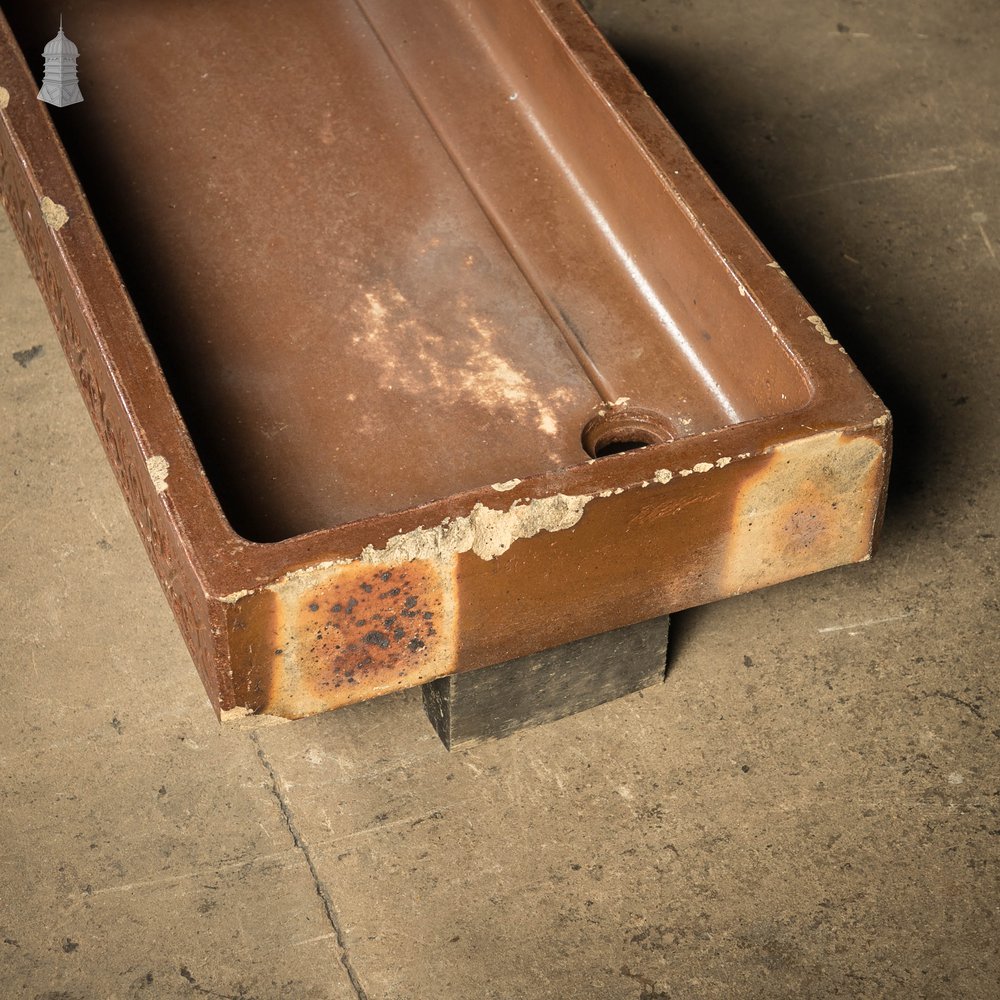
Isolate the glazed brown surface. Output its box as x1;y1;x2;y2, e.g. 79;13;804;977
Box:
0;1;889;721
6;0;810;542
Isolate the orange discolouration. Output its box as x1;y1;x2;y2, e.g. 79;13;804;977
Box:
722;429;886;595
260;558;457;718
225;589;281;714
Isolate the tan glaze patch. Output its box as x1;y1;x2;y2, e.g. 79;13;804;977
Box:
722;429;885;595
261;558;456;718
0;87;9;110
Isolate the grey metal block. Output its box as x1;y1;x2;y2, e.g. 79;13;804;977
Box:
422;615;670;750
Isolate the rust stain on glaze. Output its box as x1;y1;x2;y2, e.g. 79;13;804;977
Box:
723;430;885;596
262;559;455;718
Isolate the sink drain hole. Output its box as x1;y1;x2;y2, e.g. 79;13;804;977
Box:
582;407;672;459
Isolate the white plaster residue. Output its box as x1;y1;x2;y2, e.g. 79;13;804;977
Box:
766;261;788;277
219;705;288;727
693;462;714;473
0;86;9;110
237;490;599;602
807;314;839;346
217;451;738;609
146;455;169;494
222;587;254;604
612;396;631;407
716;457;732;468
356;493;591;564
220;706;252;722
40;195;68;230
872;413;890;427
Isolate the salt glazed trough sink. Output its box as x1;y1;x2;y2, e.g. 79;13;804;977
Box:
0;0;890;721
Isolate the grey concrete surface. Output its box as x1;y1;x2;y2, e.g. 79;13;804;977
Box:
2;1;997;998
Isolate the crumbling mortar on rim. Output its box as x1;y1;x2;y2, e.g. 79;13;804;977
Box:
220;453;755;605
806;313;848;354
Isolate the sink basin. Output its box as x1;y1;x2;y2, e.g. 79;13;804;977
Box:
0;0;890;720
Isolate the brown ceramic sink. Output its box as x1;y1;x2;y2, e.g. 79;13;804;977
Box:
0;1;890;720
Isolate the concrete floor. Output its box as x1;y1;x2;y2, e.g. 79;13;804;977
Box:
2;1;997;997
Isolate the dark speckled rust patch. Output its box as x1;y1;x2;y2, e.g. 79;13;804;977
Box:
262;557;456;717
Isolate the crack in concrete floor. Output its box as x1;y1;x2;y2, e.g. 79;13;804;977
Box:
250;731;371;1000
